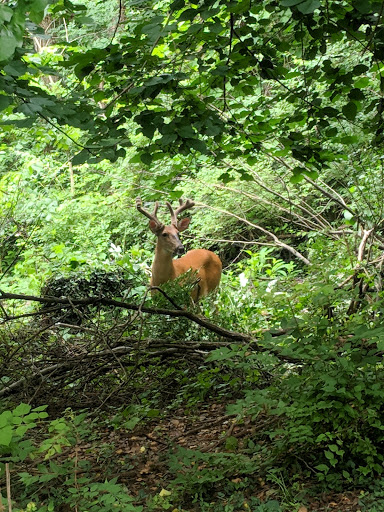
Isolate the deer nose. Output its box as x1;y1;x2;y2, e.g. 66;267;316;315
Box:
175;244;185;256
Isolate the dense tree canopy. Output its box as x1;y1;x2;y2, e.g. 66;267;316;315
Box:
2;0;384;171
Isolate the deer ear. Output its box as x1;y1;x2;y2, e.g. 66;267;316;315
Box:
178;217;191;232
149;220;159;234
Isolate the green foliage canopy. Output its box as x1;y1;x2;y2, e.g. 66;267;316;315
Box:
0;0;383;179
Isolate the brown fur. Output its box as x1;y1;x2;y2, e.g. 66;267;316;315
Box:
150;227;222;300
172;249;222;300
137;198;222;300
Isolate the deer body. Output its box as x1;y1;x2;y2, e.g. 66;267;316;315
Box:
137;198;222;300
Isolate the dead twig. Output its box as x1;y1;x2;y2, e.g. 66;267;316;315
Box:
5;464;11;512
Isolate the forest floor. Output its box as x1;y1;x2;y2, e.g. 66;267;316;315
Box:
61;399;363;512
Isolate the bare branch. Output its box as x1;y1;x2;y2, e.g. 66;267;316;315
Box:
0;290;252;343
197;203;311;265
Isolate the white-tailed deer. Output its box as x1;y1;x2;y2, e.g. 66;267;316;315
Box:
136;197;222;301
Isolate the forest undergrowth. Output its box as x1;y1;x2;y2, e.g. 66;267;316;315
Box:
2;245;384;512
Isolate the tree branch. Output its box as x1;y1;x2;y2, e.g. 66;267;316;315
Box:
0;291;252;343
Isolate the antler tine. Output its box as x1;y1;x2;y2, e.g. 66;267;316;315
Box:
175;198;195;217
136;197;163;227
166;198;195;226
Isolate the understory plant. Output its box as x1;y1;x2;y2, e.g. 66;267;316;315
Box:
0;406;141;512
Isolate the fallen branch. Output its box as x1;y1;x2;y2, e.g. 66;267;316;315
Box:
0;291;252;343
0;335;302;398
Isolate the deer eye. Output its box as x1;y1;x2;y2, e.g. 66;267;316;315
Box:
162;233;168;237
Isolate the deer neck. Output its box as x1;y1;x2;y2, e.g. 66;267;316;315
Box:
151;244;176;286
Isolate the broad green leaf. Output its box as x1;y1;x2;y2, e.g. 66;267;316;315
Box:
0;5;13;23
13;403;31;417
343;210;354;220
354;0;374;14
142;124;155;139
0;426;13;446
342;102;357;121
124;416;141;430
76;16;95;25
3;61;28;76
354;77;369;89
340;135;358;144
280;0;304;6
178;8;198;21
0;32;19;61
315;464;329;473
211;65;229;76
352;64;369;75
15;425;30;437
220;172;232;183
160;133;177;145
239;172;253;181
206;347;233;361
177;125;195;138
0;412;12;428
17;103;43;115
170;0;185;9
140;152;153;165
208;22;224;34
290;173;305;184
297;0;320;14
29;0;50;24
0;95;11;111
187;138;207;153
72;149;90;166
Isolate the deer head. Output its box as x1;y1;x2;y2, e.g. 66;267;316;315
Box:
136;197;195;256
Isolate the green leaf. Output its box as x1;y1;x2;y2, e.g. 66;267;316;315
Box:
178;8;198;21
124;416;141;430
0;5;13;23
72;149;90;166
211;65;229;76
219;172;232;183
206;347;233;361
160;133;177;145
342;102;357;121
170;0;185;10
280;0;304;6
289;173;305;184
297;0;321;13
0;31;19;62
352;64;369;75
354;77;369;89
0;95;11;111
29;0;50;24
177;125;195;138
187;138;207;153
315;464;329;473
349;88;365;101
17;102;43;115
340;135;358;144
142;124;155;139
13;404;31;417
0;426;13;446
354;0;374;14
3;61;28;76
343;210;354;220
140;152;153;165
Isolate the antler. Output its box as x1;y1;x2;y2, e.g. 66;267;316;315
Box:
136;197;164;229
166;198;195;227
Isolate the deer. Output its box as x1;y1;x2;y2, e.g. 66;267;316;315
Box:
136;197;222;301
